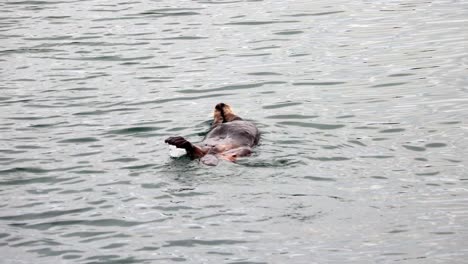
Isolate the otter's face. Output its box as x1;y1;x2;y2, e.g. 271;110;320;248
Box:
213;103;238;124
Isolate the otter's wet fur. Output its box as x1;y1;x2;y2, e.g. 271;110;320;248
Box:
165;103;260;166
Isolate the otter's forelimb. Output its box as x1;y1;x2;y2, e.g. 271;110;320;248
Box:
164;136;206;159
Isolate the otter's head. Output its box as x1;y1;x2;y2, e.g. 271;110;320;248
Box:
213;103;242;124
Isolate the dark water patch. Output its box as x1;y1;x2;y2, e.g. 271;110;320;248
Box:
161;36;207;40
178;81;285;94
136;246;160;251
30;121;68;128
266;114;318;119
0;149;27;154
37;41;149;48
1;158;36;166
198;0;243;4
445;159;462;163
67;87;98;91
60;74;109;82
163;239;246;247
292;81;345;86
105;158;139;163
18;218;159;231
371;176;388;179
206;251;234;255
167;126;189;132
379;128;405;133
381;252;406;256
107;126;162;135
74;108;140;116
304;176;336;181
287;11;344;17
227;262;268;264
371;82;406;88
0;167;48;175
289;53;309;57
125;93;234;106
58;188;93;194
58;137;99;143
246;72;282;76
97;181;132;186
388;229;408;234
278;121;345;130
44;15;71;19
140;65;173;70
235;53;271;57
274;30;304;35
171;191;212;197
252;45;280;50
84;255;147;264
121;164;156;170
195;213;246;220
263;102;302;109
416;171;440;176
62;255;81;260
275;139;304;144
0;177;75;185
152;205;194;211
360;155;394;159
21;35;72;41
309;157;350;161
53;55;154;62
70;151;102;157
15;145;44;149
138;10;200;17
402;145;426;152
134;120;172;126
92;16;145;22
240;158;305;168
8;115;60;120
388;73;414;77
439;121;460;125
12;239;63;247
0;207;94;221
28;248;83;257
336;115;355;119
0;233;10;239
348;140;366;146
224;20;299;25
72;170;106;174
192;56;220;61
431;232;455;235
27;187;62;194
100;243;127;249
141;182;169;189
133;132;165;138
13;202;43;208
425;143;446;148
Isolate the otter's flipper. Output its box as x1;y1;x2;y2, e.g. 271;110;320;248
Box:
165;136;205;159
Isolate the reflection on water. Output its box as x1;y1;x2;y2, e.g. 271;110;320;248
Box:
1;0;468;263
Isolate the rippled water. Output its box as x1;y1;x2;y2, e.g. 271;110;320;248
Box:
1;0;468;263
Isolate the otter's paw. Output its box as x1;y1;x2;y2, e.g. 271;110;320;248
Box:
165;136;192;149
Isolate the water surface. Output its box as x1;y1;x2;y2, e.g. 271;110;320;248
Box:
1;0;468;263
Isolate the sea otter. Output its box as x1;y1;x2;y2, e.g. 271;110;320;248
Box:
165;103;260;166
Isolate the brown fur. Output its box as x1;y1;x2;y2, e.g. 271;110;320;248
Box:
165;103;258;166
212;103;242;127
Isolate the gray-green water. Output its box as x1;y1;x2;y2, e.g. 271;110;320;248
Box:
1;0;468;263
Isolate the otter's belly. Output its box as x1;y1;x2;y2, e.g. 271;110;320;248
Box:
203;121;259;149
